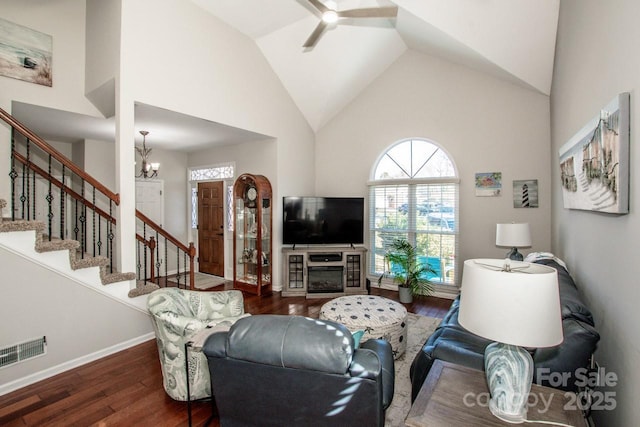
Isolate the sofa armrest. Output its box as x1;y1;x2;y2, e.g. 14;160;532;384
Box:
533;318;600;391
202;331;229;358
198;290;246;319
153;310;208;339
409;327;486;401
207;313;251;328
357;339;394;410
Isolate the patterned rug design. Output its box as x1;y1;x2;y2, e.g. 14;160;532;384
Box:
384;313;441;426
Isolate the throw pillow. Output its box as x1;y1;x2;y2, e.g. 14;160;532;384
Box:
352;330;365;349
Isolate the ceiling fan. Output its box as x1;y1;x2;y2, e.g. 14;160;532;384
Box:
303;0;398;49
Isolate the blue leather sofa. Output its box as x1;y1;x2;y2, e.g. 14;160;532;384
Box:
409;259;600;401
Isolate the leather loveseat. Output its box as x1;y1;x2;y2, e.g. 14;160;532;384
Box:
409;258;600;401
203;314;395;426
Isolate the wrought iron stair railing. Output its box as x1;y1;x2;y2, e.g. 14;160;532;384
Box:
0;107;196;291
136;210;196;289
2;107;120;275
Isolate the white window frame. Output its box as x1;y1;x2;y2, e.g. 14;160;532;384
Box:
368;139;460;292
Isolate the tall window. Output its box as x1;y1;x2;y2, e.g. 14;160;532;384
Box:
369;139;459;288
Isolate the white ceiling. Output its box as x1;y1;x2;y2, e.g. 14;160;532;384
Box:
194;0;560;131
13;0;559;151
12;101;269;150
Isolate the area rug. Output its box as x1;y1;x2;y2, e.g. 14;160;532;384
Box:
177;272;227;290
384;313;441;427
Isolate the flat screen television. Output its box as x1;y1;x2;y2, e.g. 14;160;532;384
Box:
283;197;364;245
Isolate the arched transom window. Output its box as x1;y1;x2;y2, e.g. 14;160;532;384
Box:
369;138;459;289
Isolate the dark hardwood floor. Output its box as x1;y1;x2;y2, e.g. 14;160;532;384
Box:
0;286;452;426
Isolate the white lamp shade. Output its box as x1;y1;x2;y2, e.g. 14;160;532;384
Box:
458;259;563;348
496;223;531;247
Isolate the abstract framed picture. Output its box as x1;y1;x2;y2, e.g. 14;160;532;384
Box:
513;179;538;208
0;18;52;87
559;92;630;214
475;172;502;197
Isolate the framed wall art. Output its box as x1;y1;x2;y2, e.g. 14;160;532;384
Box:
513;179;538;208
0;18;52;87
559;92;630;214
475;172;502;197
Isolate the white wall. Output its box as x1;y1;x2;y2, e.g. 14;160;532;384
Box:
0;245;152;393
145;147;189;242
117;0;316;287
316;50;552;268
0;0;104;200
84;139;116;190
1;0;315;290
85;0;120;97
551;1;640;425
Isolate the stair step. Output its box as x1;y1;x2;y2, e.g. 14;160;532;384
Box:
0;217;138;290
35;239;79;253
0;219;43;233
70;255;110;270
103;272;137;285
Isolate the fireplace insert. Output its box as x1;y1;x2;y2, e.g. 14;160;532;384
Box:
307;266;343;293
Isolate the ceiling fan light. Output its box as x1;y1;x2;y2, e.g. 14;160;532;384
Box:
322;10;338;24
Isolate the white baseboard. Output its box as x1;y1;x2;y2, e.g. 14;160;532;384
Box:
0;332;155;397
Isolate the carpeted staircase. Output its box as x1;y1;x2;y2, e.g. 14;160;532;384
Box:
0;198;156;298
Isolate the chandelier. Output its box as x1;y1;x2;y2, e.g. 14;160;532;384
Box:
136;130;160;178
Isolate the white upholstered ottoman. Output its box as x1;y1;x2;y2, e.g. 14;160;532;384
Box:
319;295;408;359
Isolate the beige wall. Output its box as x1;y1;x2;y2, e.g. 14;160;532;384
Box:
551;1;640;425
0;245;152;393
317;50;552;270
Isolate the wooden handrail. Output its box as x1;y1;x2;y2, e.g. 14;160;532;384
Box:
3;107;198;291
13;151;116;224
135;209;195;256
135;235;157;282
136;210;196;289
0;107;119;205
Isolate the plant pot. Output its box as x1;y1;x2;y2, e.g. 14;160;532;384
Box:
398;286;413;304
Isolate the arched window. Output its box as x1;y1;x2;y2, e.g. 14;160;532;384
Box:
369;139;459;289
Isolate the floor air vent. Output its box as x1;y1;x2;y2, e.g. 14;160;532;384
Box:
0;336;47;369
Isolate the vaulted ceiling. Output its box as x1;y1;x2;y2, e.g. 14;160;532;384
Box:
14;0;560;150
192;0;560;131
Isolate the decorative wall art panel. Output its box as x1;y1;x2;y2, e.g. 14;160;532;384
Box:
475;172;502;197
513;179;538;208
0;18;52;87
559;93;630;214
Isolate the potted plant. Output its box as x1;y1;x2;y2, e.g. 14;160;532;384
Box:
377;238;435;303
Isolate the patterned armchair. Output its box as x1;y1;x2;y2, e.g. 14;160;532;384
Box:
147;287;249;401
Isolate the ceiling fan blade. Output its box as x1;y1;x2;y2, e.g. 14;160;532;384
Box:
303;21;329;48
308;0;330;14
338;6;398;19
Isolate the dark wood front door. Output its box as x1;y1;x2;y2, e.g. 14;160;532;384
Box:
197;181;225;276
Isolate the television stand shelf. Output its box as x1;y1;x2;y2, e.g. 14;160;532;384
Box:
281;246;367;298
